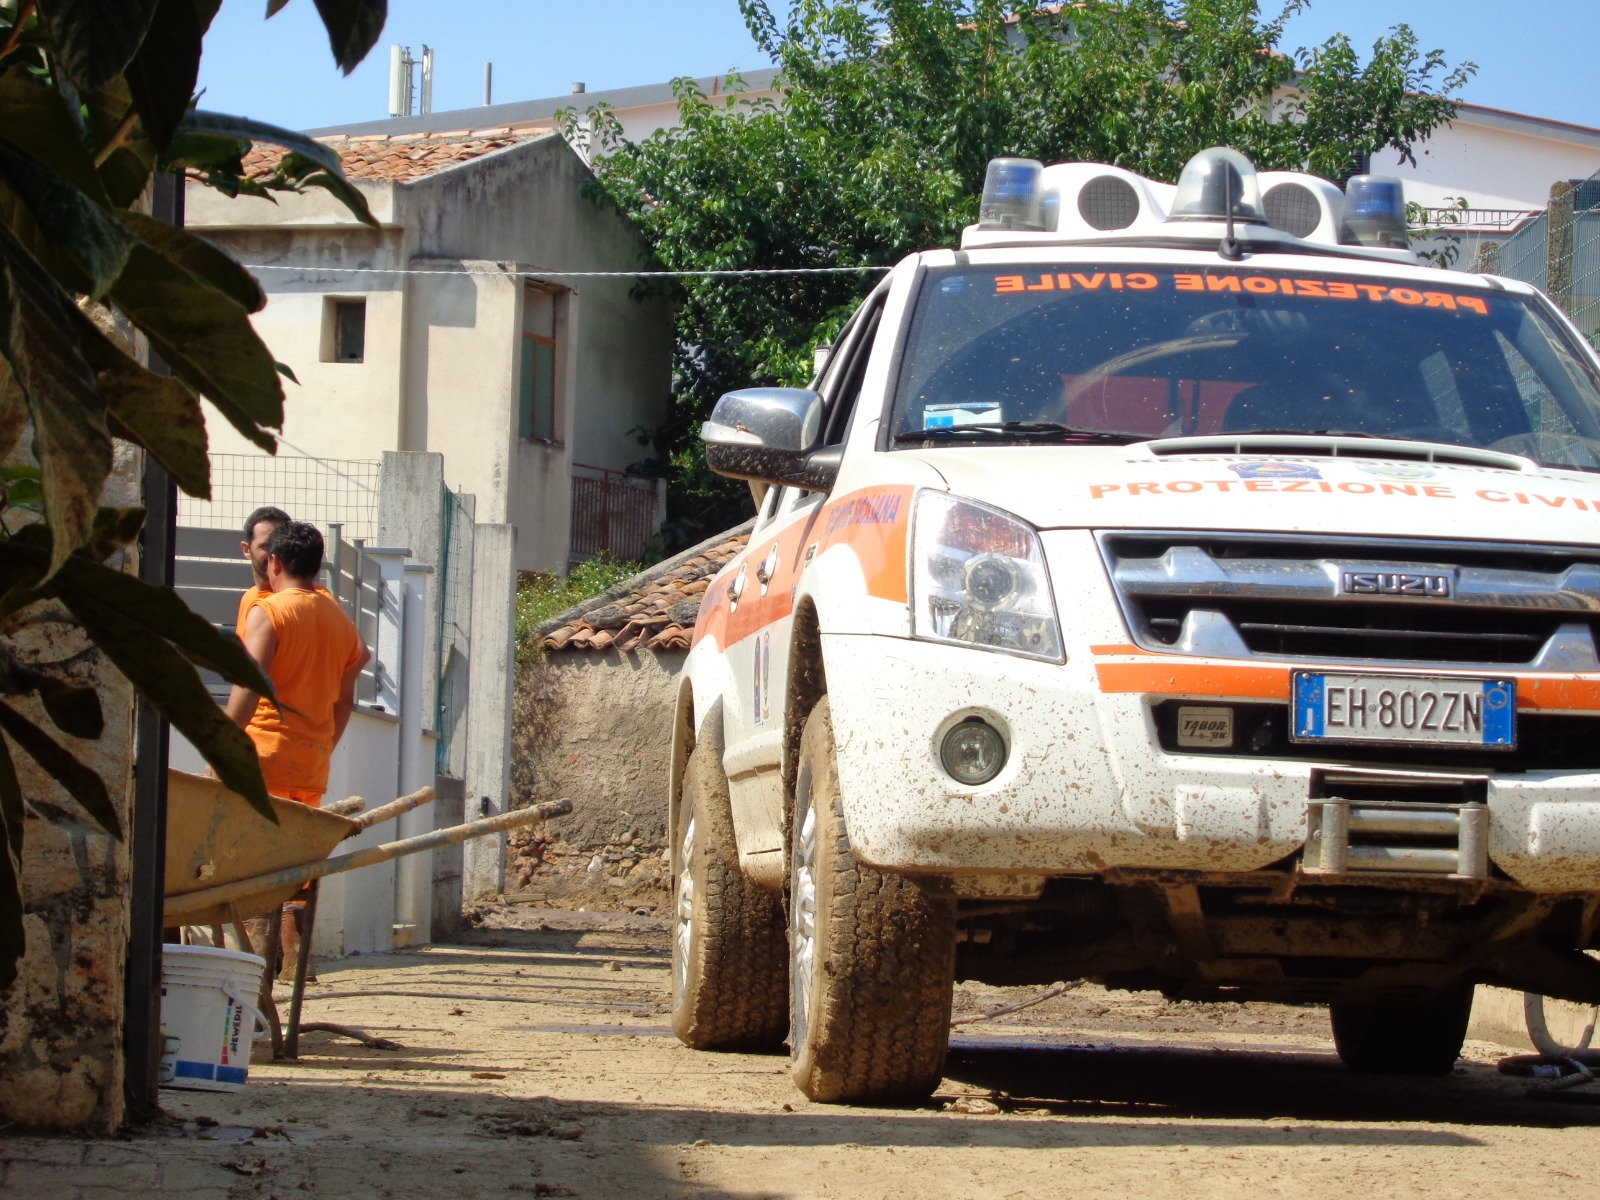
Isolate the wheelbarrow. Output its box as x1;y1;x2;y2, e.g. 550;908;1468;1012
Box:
163;769;570;1057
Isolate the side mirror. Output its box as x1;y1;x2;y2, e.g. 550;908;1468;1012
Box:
701;388;840;491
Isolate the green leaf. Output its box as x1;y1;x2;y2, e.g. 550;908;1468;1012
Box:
99;357;211;499
62;596;273;821
118;209;264;313
279;156;378;232
35;0;160;91
45;551;273;691
107;237;283;453
0;141;137;298
177;111;378;227
179;109;344;178
275;360;300;385
0;699;120;838
84;81;155;210
125;0;205;152
0;66;108;203
0;223;112;572
266;0;292;16
0;735;25;994
309;0;387;75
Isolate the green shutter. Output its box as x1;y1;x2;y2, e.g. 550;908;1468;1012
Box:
533;340;556;440
518;337;536;439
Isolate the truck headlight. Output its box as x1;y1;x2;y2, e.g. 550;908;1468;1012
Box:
911;492;1063;662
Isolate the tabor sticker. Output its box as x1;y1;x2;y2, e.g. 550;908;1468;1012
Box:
1176;706;1234;749
1229;461;1322;481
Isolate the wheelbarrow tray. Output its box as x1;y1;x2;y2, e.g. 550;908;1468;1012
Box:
164;769;359;927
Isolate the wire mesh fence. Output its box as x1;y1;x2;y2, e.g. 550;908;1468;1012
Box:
1493;173;1600;344
178;454;381;541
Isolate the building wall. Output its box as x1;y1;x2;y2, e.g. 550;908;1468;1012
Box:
511;650;681;858
187;223;411;475
186;134;671;576
404;134;672;481
1380;118;1600;212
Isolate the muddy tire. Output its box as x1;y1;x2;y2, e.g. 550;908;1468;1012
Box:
789;698;956;1104
1330;986;1474;1076
670;742;788;1051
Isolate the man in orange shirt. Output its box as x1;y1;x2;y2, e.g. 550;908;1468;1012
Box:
237;505;335;638
226;521;369;807
237;506;289;636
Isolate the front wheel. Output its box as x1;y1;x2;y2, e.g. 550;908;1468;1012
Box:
670;743;788;1051
1330;986;1474;1076
789;698;956;1103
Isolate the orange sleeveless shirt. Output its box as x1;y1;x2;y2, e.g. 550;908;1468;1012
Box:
246;587;363;801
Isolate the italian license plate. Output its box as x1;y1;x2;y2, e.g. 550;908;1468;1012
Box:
1291;673;1515;748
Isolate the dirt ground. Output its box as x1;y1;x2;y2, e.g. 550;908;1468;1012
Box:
6;903;1600;1200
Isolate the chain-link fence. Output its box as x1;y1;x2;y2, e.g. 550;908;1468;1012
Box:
178;453;381;541
1493;174;1600;343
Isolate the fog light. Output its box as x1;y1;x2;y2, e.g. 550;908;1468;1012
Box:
940;718;1007;786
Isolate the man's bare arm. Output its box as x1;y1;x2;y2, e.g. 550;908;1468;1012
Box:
225;605;278;729
331;640;372;745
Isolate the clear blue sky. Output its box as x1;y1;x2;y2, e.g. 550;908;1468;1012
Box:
195;1;1600;134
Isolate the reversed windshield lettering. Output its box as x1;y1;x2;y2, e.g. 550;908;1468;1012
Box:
1002;272;1491;313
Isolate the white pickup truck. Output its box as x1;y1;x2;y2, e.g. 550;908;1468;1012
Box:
669;147;1600;1104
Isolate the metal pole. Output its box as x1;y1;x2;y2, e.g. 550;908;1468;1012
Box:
123;172;182;1125
484;62;493;107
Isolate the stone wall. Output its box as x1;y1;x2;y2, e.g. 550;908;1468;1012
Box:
0;449;140;1132
508;649;682;908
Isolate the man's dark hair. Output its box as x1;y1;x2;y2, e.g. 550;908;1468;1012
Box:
243;506;291;541
264;521;324;580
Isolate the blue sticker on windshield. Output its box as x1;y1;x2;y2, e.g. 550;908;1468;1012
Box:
924;402;1001;429
1229;462;1322;481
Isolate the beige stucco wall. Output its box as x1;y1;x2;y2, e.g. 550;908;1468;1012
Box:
187;133;672;575
511;649;681;857
1380;119;1600;213
0;447;141;1132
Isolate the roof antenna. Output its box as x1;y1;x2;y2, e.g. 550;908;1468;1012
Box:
1220;163;1244;261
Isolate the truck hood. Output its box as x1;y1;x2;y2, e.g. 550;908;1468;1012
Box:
906;443;1600;542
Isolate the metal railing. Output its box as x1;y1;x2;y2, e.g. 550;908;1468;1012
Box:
569;463;660;563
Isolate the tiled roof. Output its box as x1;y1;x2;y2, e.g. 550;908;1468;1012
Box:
242;128;552;184
538;533;748;654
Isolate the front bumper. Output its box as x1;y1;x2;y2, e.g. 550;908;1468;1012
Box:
821;631;1600;891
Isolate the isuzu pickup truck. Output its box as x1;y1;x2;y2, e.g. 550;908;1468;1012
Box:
669;147;1600;1103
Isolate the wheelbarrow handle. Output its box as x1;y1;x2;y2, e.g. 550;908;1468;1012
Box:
347;785;435;834
162;800;571;922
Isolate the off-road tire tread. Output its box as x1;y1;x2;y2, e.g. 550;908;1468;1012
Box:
791;699;956;1103
672;746;788;1051
1329;986;1474;1076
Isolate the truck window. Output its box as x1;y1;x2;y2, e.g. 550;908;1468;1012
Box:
890;265;1600;471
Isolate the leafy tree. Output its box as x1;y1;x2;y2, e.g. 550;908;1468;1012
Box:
577;0;1473;545
0;0;388;990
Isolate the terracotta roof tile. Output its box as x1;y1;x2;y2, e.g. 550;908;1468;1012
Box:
241;128;552;185
537;532;749;654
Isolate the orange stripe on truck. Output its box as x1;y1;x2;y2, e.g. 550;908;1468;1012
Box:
1094;657;1600;713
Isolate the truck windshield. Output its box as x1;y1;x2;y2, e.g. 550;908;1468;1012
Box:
891;265;1600;471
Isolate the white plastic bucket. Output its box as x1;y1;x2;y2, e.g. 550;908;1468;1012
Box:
159;944;267;1092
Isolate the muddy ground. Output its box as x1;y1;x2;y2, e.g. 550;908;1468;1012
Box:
5;903;1599;1199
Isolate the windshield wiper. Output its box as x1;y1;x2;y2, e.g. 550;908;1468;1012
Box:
895;421;1143;444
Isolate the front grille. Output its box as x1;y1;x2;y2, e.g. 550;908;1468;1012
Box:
1103;532;1600;669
